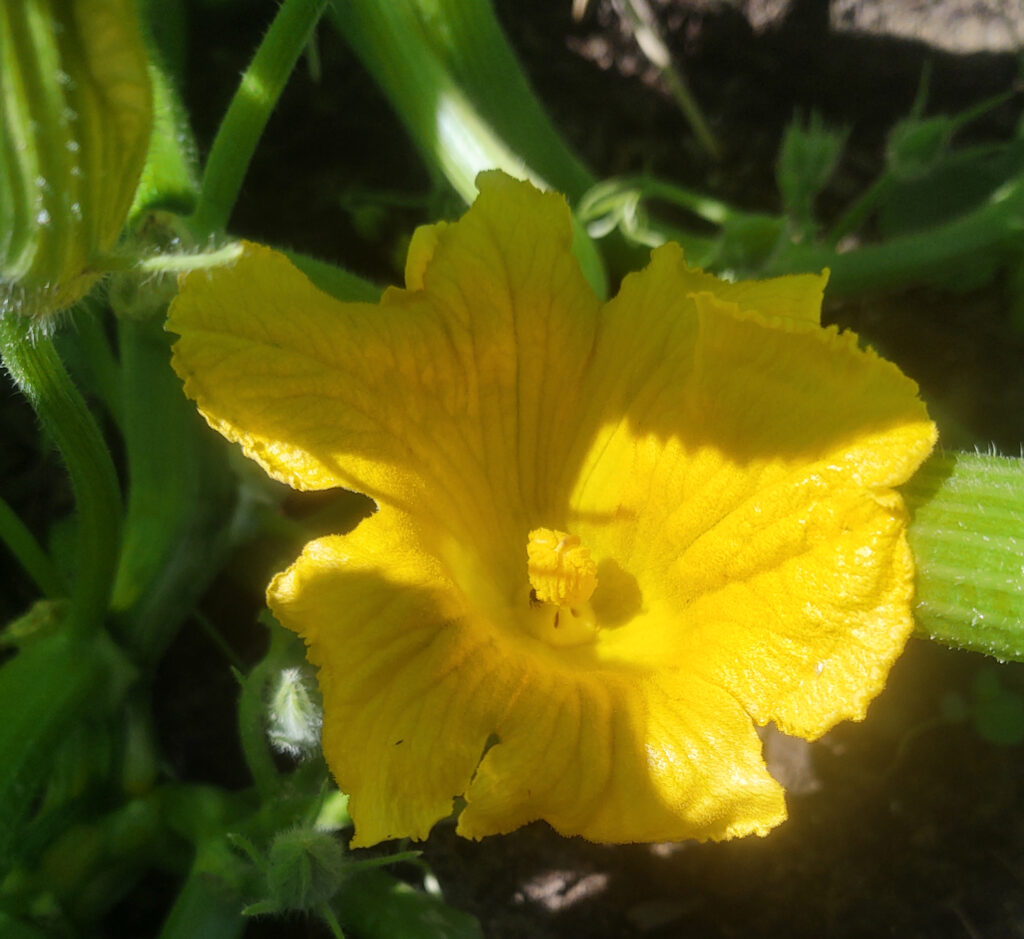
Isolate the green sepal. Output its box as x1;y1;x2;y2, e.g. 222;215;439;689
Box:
334;868;483;939
905;450;1024;662
129;60;199;221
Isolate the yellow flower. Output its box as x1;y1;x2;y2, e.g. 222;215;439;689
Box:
168;172;936;846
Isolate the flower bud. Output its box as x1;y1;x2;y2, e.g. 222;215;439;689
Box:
776;112;846;229
0;0;152;319
267;666;323;759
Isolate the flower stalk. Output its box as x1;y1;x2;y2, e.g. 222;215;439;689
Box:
0;315;121;640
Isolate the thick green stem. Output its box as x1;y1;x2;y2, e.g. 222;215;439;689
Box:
329;0;537;203
328;0;608;297
905;451;1024;662
189;0;326;235
0;316;121;639
410;0;595;200
111;316;238;666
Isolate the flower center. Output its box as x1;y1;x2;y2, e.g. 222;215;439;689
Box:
524;528;599;647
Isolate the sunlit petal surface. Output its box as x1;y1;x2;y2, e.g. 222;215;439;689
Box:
169;172;936;845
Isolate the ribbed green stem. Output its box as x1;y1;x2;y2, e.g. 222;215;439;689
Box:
905;451;1024;662
328;0;607;296
189;0;326;235
411;0;595;200
329;0;535;203
0;493;64;597
0;316;121;639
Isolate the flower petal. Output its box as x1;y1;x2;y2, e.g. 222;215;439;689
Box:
565;243;934;735
403;221;448;290
674;484;916;737
271;507;786;846
268;507;497;847
169;174;602;547
459;669;785;843
581;242;933;487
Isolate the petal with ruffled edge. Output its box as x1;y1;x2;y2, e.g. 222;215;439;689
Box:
567;241;935;735
269;506;494;847
271;505;786;845
459;667;785;843
168;174;600;539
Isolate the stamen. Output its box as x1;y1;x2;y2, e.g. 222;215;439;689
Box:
524;528;599;647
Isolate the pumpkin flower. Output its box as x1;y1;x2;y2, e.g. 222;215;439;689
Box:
168;172;935;846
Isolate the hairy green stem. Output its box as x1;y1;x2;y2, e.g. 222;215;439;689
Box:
905;450;1024;662
0;316;121;639
189;0;326;235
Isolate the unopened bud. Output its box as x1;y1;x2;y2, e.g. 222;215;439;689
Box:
267;666;322;758
0;0;152;319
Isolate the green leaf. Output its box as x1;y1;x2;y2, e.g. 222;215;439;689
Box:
0;631;133;866
335;868;482;939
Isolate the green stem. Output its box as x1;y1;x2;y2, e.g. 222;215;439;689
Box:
0;493;64;598
617;0;719;158
327;0;608;297
328;0;536;204
189;0;326;235
825;173;893;247
0;316;121;639
905;450;1024;662
236;621;291;800
415;0;595;200
765;176;1024;294
111;316;238;666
